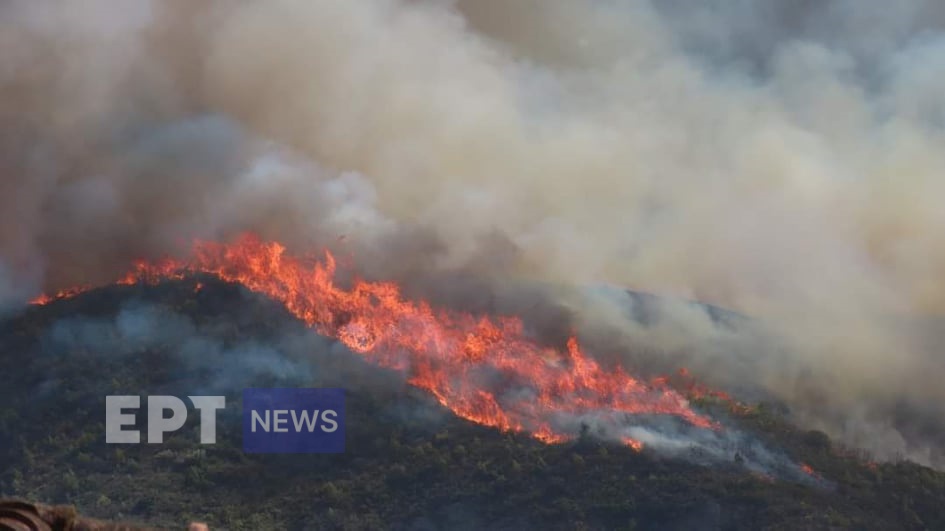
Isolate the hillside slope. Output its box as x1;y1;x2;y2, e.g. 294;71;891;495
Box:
0;279;943;530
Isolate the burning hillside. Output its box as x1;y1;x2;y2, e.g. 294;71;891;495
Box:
3;274;945;529
3;0;945;527
31;233;719;452
1;0;945;468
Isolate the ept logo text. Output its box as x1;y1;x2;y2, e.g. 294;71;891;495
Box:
105;395;226;444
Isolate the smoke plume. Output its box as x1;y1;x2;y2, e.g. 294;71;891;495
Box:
2;0;944;466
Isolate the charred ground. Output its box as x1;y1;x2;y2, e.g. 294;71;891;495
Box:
0;279;943;530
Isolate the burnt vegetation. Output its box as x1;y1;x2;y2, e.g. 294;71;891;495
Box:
0;279;943;530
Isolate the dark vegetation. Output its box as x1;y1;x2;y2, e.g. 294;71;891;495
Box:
0;279;943;530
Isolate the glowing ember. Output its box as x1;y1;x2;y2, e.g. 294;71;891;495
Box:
620;437;645;452
30;234;720;449
800;463;816;476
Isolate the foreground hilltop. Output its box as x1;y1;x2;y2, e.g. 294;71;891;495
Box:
0;278;943;530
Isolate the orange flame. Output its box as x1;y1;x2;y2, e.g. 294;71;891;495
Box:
620;437;645;452
28;286;90;306
31;234;720;449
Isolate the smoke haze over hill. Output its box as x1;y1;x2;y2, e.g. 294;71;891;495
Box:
1;0;944;466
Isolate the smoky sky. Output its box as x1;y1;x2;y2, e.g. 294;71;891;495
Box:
1;0;944;467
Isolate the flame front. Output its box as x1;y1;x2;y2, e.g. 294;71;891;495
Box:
35;234;719;449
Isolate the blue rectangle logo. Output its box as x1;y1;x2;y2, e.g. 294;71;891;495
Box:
242;388;345;453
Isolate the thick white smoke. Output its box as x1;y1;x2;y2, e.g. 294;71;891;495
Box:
1;0;944;466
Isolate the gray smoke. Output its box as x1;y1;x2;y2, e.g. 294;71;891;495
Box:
2;0;945;467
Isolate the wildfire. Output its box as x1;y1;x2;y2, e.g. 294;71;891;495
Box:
800;463;816;476
673;367;733;402
30;234;720;449
620;437;645;452
28;285;90;306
